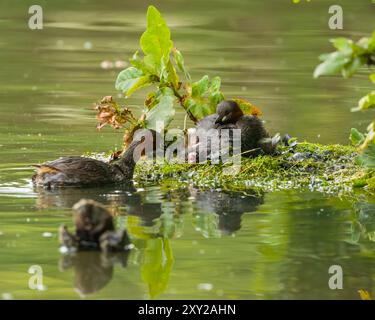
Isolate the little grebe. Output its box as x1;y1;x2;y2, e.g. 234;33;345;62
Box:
196;100;275;157
32;129;157;188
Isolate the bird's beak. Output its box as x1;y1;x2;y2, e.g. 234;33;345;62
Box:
215;115;227;124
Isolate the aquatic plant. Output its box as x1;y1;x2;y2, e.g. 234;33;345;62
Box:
134;142;374;194
95;5;260;147
314;32;375;168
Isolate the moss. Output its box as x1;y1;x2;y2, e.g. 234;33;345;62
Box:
134;142;375;194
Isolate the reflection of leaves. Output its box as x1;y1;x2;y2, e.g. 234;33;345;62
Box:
183;75;225;120
350;221;363;244
158;210;183;239
193;212;221;239
350;202;375;244
141;239;174;299
140;6;173;74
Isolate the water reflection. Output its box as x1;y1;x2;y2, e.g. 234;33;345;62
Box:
191;188;264;235
34;184;264;238
38;185;264;297
59;251;130;296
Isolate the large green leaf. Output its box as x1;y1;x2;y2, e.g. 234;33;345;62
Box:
208;76;224;106
140;6;173;74
351;91;375;112
313;52;352;78
331;37;353;53
129;50;152;74
115;67;153;97
145;89;176;130
342;56;363;78
184;75;225;120
184;97;214;120
192;75;209;96
357;142;375;168
350;128;365;146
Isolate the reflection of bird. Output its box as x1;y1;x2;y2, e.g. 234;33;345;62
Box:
195;100;275;158
59;250;129;296
59;199;131;252
191;188;264;235
32;129;158;188
34;184;164;229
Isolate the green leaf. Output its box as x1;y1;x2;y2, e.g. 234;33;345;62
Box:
342;56;363;78
208;77;225;106
184;97;215;120
129;50;151;74
313;51;352;78
192;75;209;96
330;37;353;53
184;75;225;120
140;6;173;74
115;67;153;97
209;76;221;92
173;48;191;80
351;91;375;112
350;128;365;146
369;31;375;51
145;89;176;130
357;142;375;168
370;74;375;85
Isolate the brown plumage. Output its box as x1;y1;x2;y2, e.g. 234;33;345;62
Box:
59;199;131;252
32;129;158;188
196;100;276;158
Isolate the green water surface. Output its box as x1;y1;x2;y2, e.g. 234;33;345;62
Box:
0;0;375;299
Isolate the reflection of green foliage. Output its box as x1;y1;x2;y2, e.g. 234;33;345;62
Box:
141;239;174;299
350;202;375;244
192;212;221;238
314;32;375;169
158;210;184;240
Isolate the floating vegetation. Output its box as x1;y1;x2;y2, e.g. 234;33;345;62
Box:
134;142;375;195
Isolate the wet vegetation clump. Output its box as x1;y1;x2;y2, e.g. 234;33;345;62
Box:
134;142;374;195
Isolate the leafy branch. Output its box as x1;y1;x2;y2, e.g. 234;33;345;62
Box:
95;6;261;148
314;32;375;168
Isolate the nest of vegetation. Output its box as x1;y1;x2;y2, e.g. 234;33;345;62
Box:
134;142;375;195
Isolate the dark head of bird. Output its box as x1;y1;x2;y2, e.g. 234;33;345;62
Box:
215;100;244;125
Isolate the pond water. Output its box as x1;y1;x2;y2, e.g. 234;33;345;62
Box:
0;0;375;299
